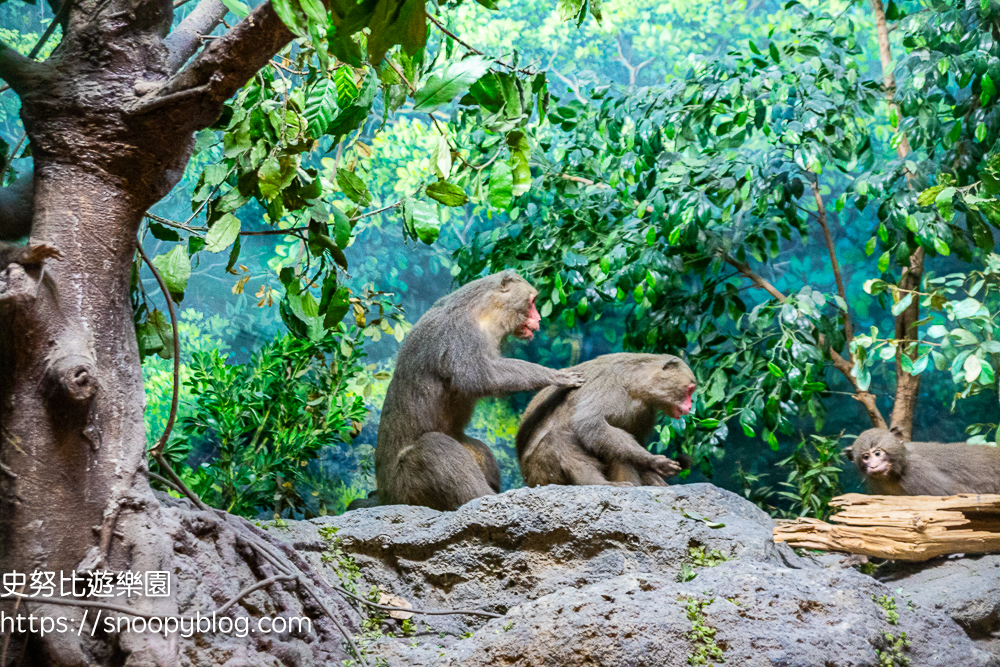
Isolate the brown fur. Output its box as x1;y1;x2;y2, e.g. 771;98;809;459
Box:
374;271;584;511
847;427;1000;495
517;353;696;488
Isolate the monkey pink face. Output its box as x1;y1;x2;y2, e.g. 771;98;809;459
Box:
668;384;696;419
860;449;892;477
515;294;541;340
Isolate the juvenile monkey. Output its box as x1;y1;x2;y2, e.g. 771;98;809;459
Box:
517;353;696;488
374;270;585;511
847;427;1000;495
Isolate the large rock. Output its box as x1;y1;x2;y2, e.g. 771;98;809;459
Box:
372;563;996;667
267;483;999;666
271;483;801;635
880;554;1000;652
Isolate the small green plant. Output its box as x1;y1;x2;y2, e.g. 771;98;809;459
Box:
318;525;361;593
678;545;729;582
683;596;725;665
151;323;383;519
873;594;900;625
738;433;845;520
876;632;911;667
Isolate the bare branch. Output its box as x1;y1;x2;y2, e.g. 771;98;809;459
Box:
153;1;294;127
164;0;229;73
549;68;587;105
427;13;537;77
810;180;852;345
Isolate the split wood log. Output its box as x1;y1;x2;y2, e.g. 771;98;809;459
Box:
772;493;1000;561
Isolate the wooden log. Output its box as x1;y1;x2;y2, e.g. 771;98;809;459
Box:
772;493;1000;561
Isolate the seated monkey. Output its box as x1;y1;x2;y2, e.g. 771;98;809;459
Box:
517;353;696;487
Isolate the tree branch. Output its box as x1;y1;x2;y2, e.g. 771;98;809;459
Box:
722;253;887;429
872;0;922;439
0;42;48;96
154;1;294;127
810;180;852;346
163;0;230;73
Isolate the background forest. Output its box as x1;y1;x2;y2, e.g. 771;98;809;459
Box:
3;0;998;521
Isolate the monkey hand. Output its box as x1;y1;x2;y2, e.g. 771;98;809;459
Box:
552;370;585;388
648;455;681;477
22;244;64;265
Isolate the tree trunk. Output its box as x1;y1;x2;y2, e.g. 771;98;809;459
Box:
0;5;211;664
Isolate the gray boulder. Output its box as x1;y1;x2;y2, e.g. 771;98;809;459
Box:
372;563;996;667
880;554;1000;652
271;483;803;635
266;483;999;666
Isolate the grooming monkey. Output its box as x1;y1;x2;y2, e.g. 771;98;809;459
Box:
517;353;696;488
373;270;585;511
847;427;1000;495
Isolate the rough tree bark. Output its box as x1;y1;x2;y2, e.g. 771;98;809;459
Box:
0;0;359;664
872;0;924;440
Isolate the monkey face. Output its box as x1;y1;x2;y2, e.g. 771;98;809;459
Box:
858;447;893;477
847;429;906;480
640;356;696;418
515;293;541;340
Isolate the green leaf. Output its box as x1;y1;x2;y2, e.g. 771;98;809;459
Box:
271;0;308;36
413;56;493;111
488;162;513;209
767;362;782;377
917;185;945;207
337;169;372;206
151;246;191;299
148;221;181;242
258;155;297;200
507;130;531;197
299;0;327;25
877;251;890;274
404;199;441;244
964;355;983;382
221;0;250;18
933;237;950;256
332;207;352;248
206;213;241;253
890;293;913;316
864;237;876;256
768;41;780;64
304;78;338;138
426;180;469;207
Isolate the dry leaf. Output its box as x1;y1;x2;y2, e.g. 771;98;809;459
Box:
378;586;413;620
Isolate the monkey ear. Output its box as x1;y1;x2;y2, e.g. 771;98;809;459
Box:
842;446;854;462
889;426;904;438
662;357;680;370
499;271;515;292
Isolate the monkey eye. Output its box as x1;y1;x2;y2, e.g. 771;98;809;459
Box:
862;453;869;461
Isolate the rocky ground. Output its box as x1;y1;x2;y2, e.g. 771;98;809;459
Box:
260;483;1000;667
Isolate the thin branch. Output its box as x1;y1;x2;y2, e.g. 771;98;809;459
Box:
0;585;25;667
161;1;294;128
28;0;70;60
426;14;536;77
810;180;852;345
148;471;185;496
215;575;298;615
0;134;26;179
240;227;307;236
549;68;587;105
351;199;403;221
722;252;887;429
131;83;211;116
137;246;179;459
165;0;230;73
145;212;205;235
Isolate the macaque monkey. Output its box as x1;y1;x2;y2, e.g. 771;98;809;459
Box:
846;427;1000;495
374;271;585;511
516;353;696;488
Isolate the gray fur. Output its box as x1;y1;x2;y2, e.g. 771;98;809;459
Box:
517;353;696;488
847;428;1000;495
374;271;583;511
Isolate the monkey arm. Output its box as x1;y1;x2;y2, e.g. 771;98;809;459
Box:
451;357;578;397
572;392;660;468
